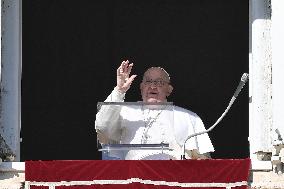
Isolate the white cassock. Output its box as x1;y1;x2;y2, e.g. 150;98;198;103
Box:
95;88;214;160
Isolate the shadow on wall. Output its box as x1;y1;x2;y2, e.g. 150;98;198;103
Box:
0;134;15;162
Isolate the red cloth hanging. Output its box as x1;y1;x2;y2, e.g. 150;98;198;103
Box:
25;159;250;189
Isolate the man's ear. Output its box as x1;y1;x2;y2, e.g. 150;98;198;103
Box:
167;84;173;97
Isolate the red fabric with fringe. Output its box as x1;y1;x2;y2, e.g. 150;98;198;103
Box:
25;159;250;189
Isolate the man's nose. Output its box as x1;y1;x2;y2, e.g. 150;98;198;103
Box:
149;83;157;89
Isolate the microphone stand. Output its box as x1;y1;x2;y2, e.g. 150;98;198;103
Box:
181;73;249;160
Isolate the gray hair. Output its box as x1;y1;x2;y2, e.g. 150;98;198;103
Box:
143;67;171;82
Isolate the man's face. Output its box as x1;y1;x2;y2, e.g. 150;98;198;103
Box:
140;68;173;103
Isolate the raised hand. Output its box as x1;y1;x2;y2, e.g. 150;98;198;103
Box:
116;60;137;93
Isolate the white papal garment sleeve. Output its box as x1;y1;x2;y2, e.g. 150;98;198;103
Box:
185;113;214;154
173;106;214;155
95;87;125;143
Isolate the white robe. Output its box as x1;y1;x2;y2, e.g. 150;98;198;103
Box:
95;88;214;160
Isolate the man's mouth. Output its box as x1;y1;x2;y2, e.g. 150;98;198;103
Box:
148;91;158;97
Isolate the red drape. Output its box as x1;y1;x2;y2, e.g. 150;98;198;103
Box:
25;159;250;189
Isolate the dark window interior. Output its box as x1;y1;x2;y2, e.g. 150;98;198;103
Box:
22;0;249;160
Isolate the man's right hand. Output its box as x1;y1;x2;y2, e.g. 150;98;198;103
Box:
116;60;137;93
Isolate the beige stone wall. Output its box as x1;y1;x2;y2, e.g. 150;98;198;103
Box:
251;171;284;189
0;162;24;189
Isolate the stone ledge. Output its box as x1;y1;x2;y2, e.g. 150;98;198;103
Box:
251;159;272;171
0;162;25;189
251;171;284;189
0;162;25;172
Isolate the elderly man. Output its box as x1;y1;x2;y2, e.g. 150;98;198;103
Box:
95;60;214;160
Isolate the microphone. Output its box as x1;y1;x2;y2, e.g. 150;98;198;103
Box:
233;73;249;98
181;73;249;160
